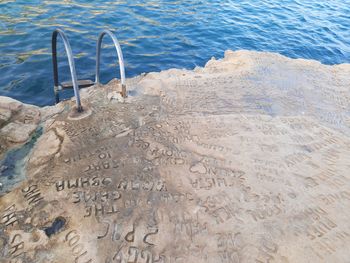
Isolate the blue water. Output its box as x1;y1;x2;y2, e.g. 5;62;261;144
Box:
0;0;349;106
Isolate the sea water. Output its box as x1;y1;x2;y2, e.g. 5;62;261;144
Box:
0;0;349;106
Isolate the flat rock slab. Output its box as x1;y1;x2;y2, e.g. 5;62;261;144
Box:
0;50;350;263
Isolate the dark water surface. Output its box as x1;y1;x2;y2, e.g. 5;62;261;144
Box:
0;0;349;106
0;127;42;195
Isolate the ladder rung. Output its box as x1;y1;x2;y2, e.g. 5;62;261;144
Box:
60;79;94;90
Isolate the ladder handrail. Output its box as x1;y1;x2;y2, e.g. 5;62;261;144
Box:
95;29;126;97
52;29;83;112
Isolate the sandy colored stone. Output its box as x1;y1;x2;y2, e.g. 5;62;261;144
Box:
107;91;125;102
40;104;65;122
0;96;23;112
18;105;41;125
0;50;350;263
0;97;42;160
0;122;37;143
28;129;62;166
0;108;11;125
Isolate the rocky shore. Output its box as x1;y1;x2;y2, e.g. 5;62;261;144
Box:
0;50;350;262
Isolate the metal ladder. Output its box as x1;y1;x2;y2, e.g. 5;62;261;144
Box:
52;29;126;112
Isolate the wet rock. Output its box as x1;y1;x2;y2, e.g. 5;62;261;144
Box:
0;165;8;173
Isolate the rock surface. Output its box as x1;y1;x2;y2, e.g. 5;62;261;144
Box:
0;96;41;158
0;50;350;263
0;122;38;144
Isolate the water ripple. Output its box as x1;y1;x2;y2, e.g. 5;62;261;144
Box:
0;0;349;106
